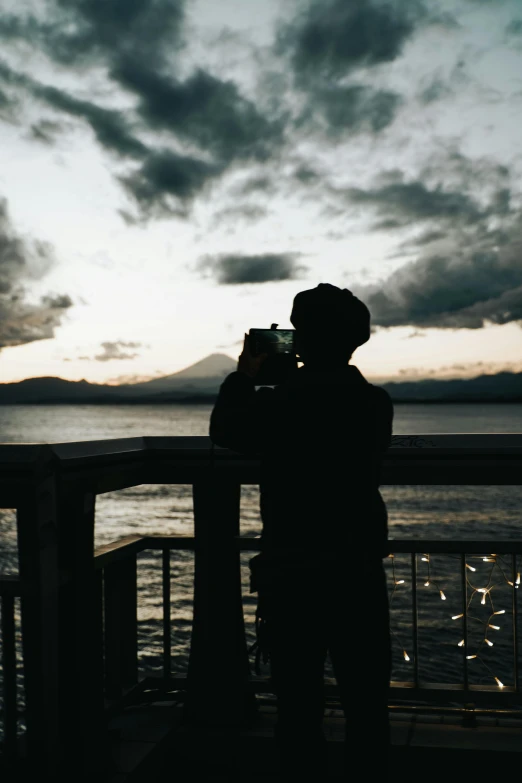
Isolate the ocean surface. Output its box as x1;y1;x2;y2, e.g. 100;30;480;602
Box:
1;402;521;705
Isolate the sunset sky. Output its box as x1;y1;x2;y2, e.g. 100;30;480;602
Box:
0;0;521;385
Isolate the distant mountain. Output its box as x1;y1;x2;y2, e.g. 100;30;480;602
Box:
0;357;521;404
0;376;134;404
131;353;237;393
381;372;522;402
0;354;237;404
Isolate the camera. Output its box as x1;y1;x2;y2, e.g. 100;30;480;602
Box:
249;325;297;385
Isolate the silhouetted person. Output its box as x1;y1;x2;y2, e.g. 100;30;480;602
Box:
210;283;393;779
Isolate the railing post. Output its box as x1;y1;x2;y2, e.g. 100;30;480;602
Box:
16;467;60;777
55;481;108;779
1;593;18;760
104;555;138;699
184;474;255;726
162;548;171;681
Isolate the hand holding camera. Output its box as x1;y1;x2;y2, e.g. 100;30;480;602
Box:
237;334;268;379
239;325;298;385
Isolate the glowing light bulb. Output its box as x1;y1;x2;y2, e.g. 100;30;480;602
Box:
465;564;476;572
488;624;500;630
396;580;405;585
483;557;494;562
494;610;505;615
458;640;465;647
466;654;477;659
495;678;504;689
481;594;486;605
403;651;410;662
478;588;487;593
421;557;429;562
486;639;493;647
440;591;446;601
452;614;464;620
424;581;430;587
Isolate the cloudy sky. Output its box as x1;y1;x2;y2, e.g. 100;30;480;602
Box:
0;0;521;385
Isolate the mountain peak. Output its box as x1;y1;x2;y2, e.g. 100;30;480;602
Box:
169;353;237;379
130;352;237;391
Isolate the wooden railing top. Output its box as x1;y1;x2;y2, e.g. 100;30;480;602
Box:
0;433;522;462
0;434;521;504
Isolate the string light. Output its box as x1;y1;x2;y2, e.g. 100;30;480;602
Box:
388;555;411;665
460;553;518;689
419;554;446;601
385;551;518;690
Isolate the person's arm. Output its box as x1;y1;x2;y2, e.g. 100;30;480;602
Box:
209;336;273;454
374;387;394;452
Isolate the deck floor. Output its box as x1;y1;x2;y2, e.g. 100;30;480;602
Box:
106;699;522;782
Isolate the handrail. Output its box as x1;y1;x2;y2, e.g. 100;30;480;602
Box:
93;534;522;708
0;434;521;779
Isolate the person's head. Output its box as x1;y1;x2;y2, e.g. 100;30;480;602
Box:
290;283;370;368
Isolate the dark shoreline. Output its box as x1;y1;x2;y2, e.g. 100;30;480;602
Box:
1;397;522;406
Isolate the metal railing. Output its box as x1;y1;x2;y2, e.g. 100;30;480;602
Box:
0;434;521;778
91;534;522;703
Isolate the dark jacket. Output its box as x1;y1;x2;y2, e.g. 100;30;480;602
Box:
209;364;393;558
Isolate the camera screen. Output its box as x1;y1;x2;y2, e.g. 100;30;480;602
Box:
250;329;295;355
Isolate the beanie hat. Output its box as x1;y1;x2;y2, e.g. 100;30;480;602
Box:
290;283;370;349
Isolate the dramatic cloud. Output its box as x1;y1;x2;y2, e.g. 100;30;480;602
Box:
0;60;220;218
506;19;522;36
29;119;64;144
273;0;423;139
345;179;485;227
198;253;306;284
357;240;522;329
93;341;143;362
0;59;147;159
112;62;285;164
349;148;522;331
299;85;402;137
36;83;148;159
209;204;269;228
0;2;285;220
0;85;18;119
277;0;424;83
0;198;72;349
119;150;222;220
418;78;454;104
0;0;186;69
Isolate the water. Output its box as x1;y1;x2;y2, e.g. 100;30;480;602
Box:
1;403;521;708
